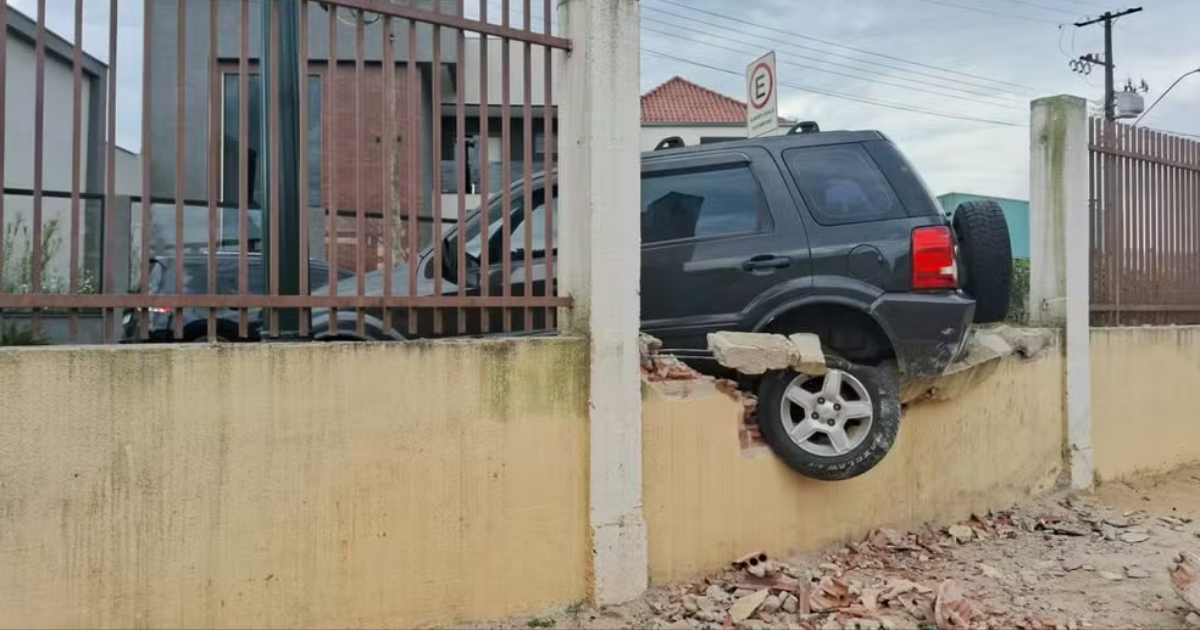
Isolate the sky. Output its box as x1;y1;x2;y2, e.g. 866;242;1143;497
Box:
11;0;1200;200
640;0;1200;199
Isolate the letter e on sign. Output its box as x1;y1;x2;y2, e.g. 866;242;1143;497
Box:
746;51;778;139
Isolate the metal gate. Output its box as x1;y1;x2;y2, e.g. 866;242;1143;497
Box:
1089;118;1200;325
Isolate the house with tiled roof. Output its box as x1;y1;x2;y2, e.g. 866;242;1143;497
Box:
641;76;791;151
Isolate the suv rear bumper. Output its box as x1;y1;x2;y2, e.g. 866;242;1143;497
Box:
870;292;975;378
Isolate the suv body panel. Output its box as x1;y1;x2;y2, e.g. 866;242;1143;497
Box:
640;146;813;349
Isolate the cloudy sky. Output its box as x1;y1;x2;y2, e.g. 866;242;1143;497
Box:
12;0;1199;200
639;0;1200;199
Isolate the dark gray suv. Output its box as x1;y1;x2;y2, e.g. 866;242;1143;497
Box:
321;125;1013;480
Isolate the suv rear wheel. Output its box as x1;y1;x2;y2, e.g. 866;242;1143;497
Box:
757;356;900;481
953;200;1013;324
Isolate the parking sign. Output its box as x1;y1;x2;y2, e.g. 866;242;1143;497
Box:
746;51;778;138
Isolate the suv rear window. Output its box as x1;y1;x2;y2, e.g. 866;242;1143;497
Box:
784;145;905;226
640;163;771;244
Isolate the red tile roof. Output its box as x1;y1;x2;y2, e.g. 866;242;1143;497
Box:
641;76;748;124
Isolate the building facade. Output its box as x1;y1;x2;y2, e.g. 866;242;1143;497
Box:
2;5;121;292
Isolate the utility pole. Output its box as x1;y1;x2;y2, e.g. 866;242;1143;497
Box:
1074;7;1143;121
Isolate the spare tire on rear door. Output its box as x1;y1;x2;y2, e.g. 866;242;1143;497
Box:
953;200;1013;324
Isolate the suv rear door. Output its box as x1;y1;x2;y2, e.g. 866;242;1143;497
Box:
640;147;812;349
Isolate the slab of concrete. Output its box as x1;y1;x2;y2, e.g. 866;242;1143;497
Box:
708;332;797;375
787;333;827;375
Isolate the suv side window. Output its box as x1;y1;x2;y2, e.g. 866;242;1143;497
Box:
784;145;905;226
641;163;771;245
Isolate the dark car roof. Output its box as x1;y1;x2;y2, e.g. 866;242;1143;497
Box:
643;129;888;158
478;130;888;201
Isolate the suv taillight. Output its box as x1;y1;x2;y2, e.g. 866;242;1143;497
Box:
912;226;957;290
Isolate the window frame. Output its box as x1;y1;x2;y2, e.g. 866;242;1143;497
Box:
217;64;325;211
782;143;907;227
639;153;774;248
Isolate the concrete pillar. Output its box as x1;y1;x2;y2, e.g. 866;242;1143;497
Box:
1029;95;1092;491
557;0;648;607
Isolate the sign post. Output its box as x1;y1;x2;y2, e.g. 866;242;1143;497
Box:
746;51;778;138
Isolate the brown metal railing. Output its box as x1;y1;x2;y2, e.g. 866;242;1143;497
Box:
0;0;568;344
1090;118;1200;325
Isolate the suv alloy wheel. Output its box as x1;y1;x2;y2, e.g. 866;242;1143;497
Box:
756;356;901;481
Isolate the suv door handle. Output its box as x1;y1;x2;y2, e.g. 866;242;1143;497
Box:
741;255;792;273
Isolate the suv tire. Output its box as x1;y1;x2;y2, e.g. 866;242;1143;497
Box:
757;357;901;481
953;200;1013;324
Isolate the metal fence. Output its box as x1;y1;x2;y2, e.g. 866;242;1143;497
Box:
0;0;569;344
1089;118;1200;326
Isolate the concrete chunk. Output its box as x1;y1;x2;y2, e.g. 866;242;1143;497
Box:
787;333;827;375
729;588;770;623
994;326;1055;359
708;332;797;375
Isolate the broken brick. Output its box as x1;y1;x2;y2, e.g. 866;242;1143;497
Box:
933;580;974;630
811;577;852;613
1172;552;1200;613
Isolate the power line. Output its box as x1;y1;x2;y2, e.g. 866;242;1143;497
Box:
639;8;1032;99
644;0;1036;92
1052;0;1111;10
991;0;1082;16
640;18;1021;108
898;0;1063;24
641;48;1025;128
1136;68;1200;124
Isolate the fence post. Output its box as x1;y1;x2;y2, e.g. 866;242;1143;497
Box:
1029;95;1092;491
557;0;648;607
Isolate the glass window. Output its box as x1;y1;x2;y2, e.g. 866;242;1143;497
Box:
640;163;770;245
222;74;323;209
440;118;557;195
783;145;904;225
510;198;557;255
457;187;558;260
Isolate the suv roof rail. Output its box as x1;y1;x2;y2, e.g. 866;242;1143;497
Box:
787;121;821;135
654;136;686;151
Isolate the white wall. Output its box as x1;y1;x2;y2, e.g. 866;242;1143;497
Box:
461;35;560;107
639;125;746;152
3;34;91;291
113;147;141;196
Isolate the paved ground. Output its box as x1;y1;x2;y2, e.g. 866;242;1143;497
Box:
476;466;1200;630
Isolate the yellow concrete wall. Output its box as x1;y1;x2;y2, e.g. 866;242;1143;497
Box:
1092;327;1200;481
643;352;1065;584
0;339;589;630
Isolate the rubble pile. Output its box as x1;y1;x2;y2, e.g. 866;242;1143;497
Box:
642;529;991;630
639;498;1200;630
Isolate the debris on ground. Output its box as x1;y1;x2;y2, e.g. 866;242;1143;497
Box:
477;467;1200;630
1172;551;1200;612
